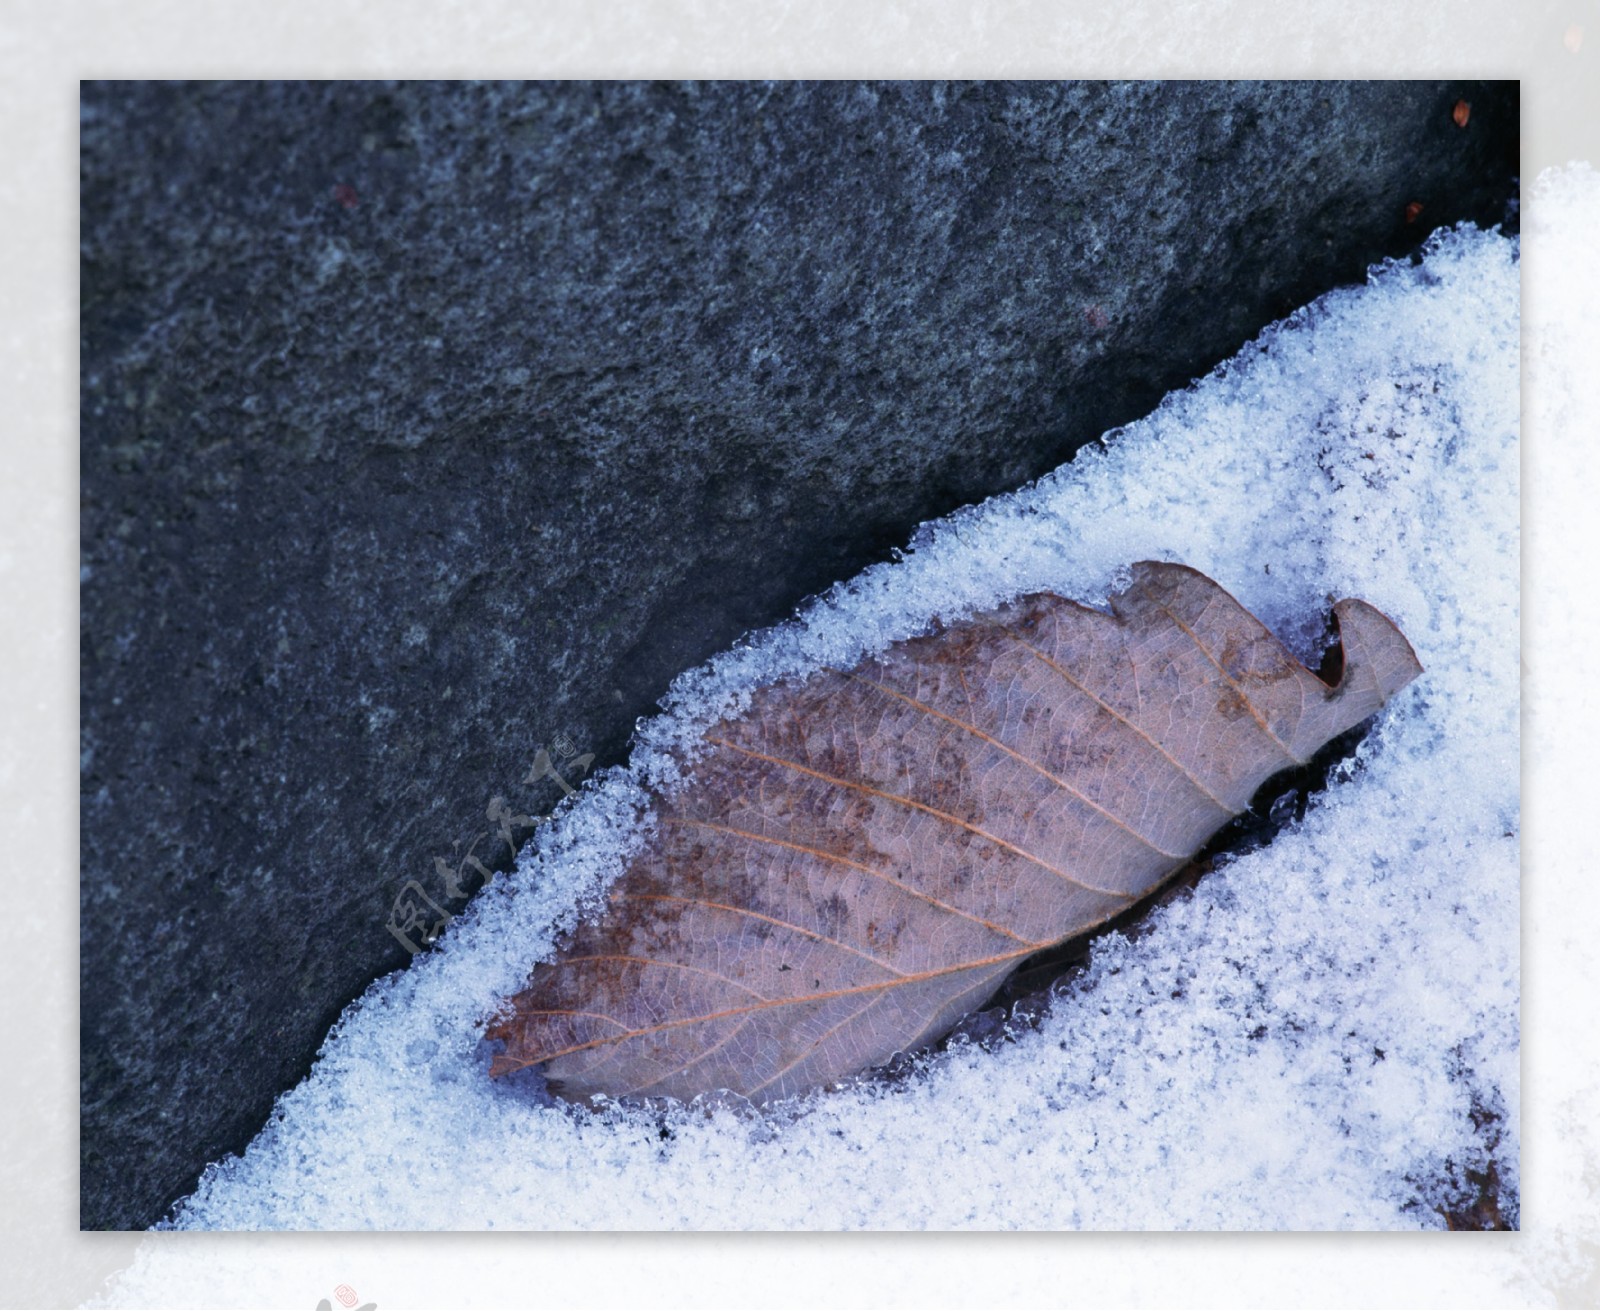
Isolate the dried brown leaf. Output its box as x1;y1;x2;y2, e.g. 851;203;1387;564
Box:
487;562;1420;1104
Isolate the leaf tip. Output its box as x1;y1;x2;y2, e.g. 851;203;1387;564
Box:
1331;597;1423;683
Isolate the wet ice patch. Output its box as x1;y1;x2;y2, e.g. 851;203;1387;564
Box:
119;220;1520;1239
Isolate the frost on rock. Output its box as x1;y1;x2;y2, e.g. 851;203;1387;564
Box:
144;222;1519;1235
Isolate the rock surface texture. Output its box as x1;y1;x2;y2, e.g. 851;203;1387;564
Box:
79;80;1516;1229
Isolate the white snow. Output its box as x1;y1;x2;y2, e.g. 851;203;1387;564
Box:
102;214;1523;1248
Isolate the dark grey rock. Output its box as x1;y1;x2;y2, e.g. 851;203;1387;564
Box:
79;79;1517;1229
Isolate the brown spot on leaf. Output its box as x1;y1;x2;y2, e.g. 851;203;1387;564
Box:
1215;686;1251;722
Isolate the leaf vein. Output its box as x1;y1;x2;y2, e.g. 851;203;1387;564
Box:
1133;580;1306;765
512;944;1040;1069
1006;631;1239;816
706;737;1139;899
845;671;1194;858
610;889;908;975
662;816;1044;946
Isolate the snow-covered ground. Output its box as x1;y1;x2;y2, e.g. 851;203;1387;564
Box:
98;153;1600;1298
